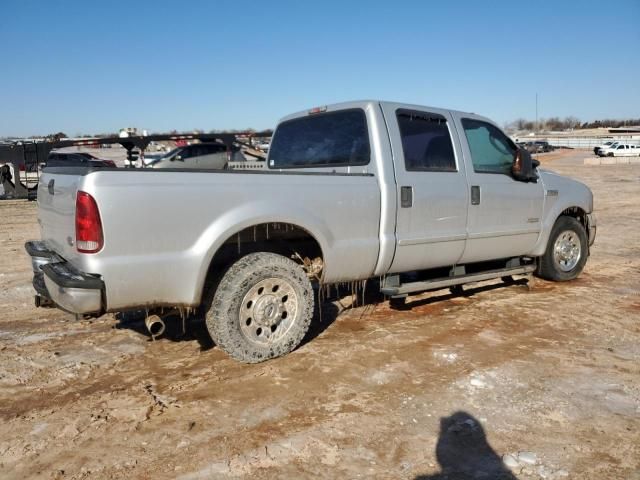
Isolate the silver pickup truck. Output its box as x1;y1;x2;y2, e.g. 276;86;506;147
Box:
26;100;596;363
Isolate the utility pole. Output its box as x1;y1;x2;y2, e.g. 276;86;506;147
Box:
535;93;538;133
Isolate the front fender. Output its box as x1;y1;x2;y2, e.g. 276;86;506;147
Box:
530;170;594;257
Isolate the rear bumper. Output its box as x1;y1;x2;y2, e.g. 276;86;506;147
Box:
25;241;104;314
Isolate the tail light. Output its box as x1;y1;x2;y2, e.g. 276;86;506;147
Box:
19;164;26;171
76;191;104;253
103;160;117;168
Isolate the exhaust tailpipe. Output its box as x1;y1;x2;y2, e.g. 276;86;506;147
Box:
145;314;166;340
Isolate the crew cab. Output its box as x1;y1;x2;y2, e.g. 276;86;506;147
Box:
26;100;596;363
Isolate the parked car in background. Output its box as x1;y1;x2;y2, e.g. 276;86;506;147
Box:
533;141;553;153
598;143;640;157
46;152;116;168
594;141;615;155
1;151;115;195
524;141;553;154
148;142;243;169
255;141;270;152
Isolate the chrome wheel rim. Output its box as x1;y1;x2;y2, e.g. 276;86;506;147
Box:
239;277;298;346
553;230;581;272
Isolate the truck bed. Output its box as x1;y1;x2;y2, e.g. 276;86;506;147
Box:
37;166;381;310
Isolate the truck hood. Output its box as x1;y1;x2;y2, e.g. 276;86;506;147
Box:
538;168;594;212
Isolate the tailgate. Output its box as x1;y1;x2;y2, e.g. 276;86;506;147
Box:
37;170;82;264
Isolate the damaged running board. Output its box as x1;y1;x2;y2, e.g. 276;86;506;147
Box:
380;264;536;297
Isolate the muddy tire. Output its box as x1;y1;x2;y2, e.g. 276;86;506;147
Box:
536;216;588;281
205;252;314;363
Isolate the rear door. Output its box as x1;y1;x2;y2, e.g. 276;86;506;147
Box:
620;144;630;156
382;103;469;273
452;113;544;263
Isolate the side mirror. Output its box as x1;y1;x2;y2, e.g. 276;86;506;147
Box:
172;155;183;162
512;147;538;182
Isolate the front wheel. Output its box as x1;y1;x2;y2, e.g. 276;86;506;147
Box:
536;216;588;281
205;252;314;363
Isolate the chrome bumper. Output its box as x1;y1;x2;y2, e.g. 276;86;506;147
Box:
25;241;104;314
586;213;597;247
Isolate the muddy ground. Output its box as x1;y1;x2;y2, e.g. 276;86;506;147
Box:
0;151;638;479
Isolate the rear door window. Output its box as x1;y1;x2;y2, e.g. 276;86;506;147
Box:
396;109;456;171
268;109;370;168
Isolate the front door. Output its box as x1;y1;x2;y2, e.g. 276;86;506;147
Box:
382;103;470;274
452;113;544;264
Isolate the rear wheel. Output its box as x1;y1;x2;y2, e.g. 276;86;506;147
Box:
205;252;313;363
536;216;588;281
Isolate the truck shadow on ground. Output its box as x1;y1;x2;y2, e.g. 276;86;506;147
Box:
113;278;530;351
113;300;342;352
395;277;529;311
414;411;519;480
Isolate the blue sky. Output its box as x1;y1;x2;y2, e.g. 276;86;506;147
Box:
1;0;638;136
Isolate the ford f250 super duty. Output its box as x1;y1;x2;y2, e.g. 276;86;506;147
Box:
26;100;596;363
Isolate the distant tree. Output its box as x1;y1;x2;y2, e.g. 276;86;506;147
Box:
46;132;67;141
509;116;640;131
515;118;528;130
563;116;581;130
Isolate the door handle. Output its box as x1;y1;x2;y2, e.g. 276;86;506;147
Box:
471;185;480;205
400;186;413;208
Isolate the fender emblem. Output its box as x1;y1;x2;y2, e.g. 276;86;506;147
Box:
546;189;558;197
48;179;55;195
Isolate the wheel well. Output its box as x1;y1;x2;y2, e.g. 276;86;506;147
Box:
559;206;587;231
203;223;324;292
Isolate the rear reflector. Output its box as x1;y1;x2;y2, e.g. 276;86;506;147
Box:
76;191;104;253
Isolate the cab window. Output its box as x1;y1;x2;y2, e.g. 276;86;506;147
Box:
268;109;370;168
461;118;516;175
396;109;456;172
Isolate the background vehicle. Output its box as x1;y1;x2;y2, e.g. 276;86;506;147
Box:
1;151;115;196
598;142;640;157
598;142;620;156
535;140;553;153
255;141;270;152
525;140;553;154
148;142;243;169
594;141;614;155
46;152;116;168
27;100;596;363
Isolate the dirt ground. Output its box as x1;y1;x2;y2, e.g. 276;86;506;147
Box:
0;150;638;479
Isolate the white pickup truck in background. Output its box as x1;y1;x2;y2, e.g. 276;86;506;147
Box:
597;142;640;157
26;100;596;363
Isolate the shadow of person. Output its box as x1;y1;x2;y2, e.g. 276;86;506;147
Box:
415;411;518;480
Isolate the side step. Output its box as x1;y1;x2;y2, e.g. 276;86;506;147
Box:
380;264;536;296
